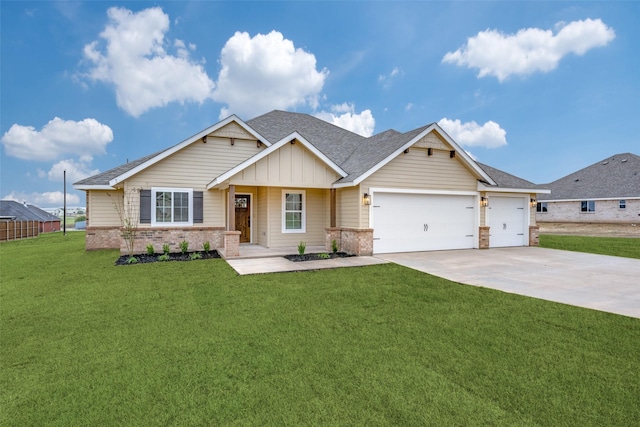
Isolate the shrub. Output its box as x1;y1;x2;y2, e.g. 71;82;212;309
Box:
146;244;155;256
298;241;306;256
189;252;202;260
203;241;211;253
331;239;339;254
180;240;189;254
318;253;330;259
157;254;170;262
162;243;170;255
75;215;86;223
125;256;138;264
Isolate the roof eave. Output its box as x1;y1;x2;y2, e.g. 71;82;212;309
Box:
73;184;117;191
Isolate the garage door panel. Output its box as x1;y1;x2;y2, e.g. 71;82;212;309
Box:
373;193;475;253
487;197;527;247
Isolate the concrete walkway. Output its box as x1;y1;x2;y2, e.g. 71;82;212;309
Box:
226;255;388;275
377;247;640;319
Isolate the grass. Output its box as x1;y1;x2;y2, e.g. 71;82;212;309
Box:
2;233;639;426
540;234;640;259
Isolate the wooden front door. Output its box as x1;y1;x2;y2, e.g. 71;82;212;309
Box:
235;195;250;243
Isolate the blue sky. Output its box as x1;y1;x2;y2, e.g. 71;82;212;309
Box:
2;1;638;207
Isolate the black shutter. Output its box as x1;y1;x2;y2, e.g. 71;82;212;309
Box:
193;191;203;223
140;190;151;224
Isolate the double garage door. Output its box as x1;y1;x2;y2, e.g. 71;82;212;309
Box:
372;192;527;254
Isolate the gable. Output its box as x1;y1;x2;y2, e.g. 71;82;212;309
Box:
220;139;341;189
210;122;260;141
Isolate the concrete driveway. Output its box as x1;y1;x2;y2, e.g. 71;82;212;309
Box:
377;247;640;319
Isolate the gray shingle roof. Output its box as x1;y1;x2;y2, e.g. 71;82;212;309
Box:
0;200;61;222
541;153;640;200
75;110;540;191
476;162;547;191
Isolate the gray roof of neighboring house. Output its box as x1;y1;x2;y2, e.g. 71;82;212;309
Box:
540;153;640;200
476;162;547;191
0;200;61;222
74;110;539;190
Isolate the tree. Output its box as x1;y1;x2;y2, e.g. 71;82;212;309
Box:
108;189;141;260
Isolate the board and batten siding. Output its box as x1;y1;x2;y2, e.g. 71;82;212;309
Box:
265;187;329;247
229;141;340;189
256;186;269;246
88;190;122;226
337;186;361;229
124;135;263;227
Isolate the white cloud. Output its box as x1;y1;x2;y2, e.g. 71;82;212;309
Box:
442;18;615;81
438;118;507;149
213;31;328;119
47;159;100;183
315;103;375;137
82;7;215;117
2;191;80;208
378;67;401;88
1;117;113;161
405;103;414;111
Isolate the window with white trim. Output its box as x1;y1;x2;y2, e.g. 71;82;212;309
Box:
151;188;193;226
282;190;306;233
536;202;547;213
619;200;626;209
580;200;595;213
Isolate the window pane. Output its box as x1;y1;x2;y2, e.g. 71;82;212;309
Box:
286;193;302;211
285;212;302;230
173;192;189;222
156;192;172;222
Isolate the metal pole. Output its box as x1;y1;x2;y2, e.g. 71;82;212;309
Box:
63;170;67;236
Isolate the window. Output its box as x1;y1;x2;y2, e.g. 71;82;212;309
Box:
580;200;595;213
282;190;306;233
536;202;547;213
619;200;626;210
151;188;193;225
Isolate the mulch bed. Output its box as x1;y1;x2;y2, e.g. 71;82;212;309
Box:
284;252;353;262
115;251;221;265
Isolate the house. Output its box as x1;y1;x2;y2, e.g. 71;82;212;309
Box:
74;110;547;256
0;200;62;233
536;153;640;224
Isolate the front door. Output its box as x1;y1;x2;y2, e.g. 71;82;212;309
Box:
235;195;251;243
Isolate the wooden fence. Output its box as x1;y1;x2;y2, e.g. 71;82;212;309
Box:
0;220;40;241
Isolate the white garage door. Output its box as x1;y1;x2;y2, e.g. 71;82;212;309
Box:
372;192;476;254
487;197;527;247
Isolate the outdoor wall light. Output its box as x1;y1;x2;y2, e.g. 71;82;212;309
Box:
363;193;371;206
530;198;537;208
480;197;488;208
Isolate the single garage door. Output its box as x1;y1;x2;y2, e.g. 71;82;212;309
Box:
372;192;476;254
487;196;527;247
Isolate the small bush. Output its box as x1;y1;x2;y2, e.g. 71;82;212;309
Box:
180;240;189;254
75;215;86;223
318;253;330;259
125;256;138;264
189;252;202;260
162;243;170;255
146;244;155;256
203;241;211;253
298;241;306;255
331;239;339;254
157;254;170;262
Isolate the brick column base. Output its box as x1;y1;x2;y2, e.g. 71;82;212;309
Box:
325;227;373;256
223;231;241;257
479;226;490;249
529;225;540;247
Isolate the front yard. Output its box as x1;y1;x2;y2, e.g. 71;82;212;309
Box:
2;233;639;425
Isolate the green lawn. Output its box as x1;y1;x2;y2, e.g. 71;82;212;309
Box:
2;233;639;426
540;234;640;259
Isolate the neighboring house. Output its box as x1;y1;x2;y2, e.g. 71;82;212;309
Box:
0;200;61;232
74;110;547;256
536;153;640;224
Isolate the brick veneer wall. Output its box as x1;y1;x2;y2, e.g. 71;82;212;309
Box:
86;226;122;250
529;225;540;247
536;199;640;223
479;226;490;249
123;227;226;255
325;227;373;256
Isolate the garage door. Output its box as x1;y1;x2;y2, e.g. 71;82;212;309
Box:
487;197;527;247
372;192;476;254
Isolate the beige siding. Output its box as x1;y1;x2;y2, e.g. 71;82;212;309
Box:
88;190;122;226
256;187;269;246
363;146;477;192
230;142;340;188
413;132;449;150
211;122;257;140
266;187;328;247
337;186;361;228
123;136;263;227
